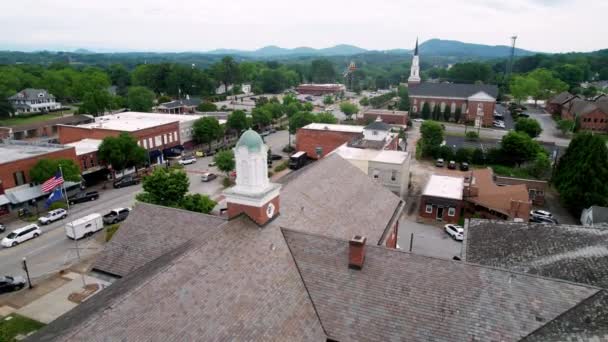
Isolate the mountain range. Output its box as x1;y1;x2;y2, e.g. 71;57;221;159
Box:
204;39;536;58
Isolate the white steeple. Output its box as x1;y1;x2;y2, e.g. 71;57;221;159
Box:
408;38;421;85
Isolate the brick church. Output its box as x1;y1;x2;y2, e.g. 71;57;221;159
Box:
407;39;499;127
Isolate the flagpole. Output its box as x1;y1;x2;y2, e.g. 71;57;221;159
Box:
58;165;70;211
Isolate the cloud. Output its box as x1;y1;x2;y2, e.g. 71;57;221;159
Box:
0;0;606;53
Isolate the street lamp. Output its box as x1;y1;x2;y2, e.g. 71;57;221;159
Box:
22;257;32;289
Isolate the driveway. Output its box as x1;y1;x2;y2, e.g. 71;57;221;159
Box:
398;219;462;260
526;108;571;147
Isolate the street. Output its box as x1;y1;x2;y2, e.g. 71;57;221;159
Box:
0;130;289;282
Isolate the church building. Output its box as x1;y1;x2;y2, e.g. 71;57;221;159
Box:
407;39;499;127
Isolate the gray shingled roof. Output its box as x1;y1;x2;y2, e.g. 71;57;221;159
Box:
277;154;403;245
364;120;391;131
92;203;226;277
158;98;201;109
31;218;326;341
464;219;608;288
8;88;55;100
548;91;575;105
283;229;600;342
409;82;499;99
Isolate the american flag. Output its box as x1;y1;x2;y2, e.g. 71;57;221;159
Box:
41;171;64;193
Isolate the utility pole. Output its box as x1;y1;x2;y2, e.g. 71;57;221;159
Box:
505;35;518;84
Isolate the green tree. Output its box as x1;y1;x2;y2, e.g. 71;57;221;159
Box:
528;68;568;103
500;131;542;166
0;97;15;118
510;75;539;104
193;117;224;150
289;112;317;134
447;62;493;84
323;95;334;105
138;167;190;206
432;105;441;121
108;64;130;92
284;102;301;118
226;110;250;133
251;107;272;129
515;117;542;138
212;56;240;95
359;97;370;106
98;133;147;171
555;64;585;90
180;193;216;214
397;86;410;111
78;89;111;116
554;133;608;214
310;59;336;83
214;150;235;176
465;131;479;141
315;112;338;124
437;145;455;160
454;107;462;123
526;152;551;179
339;102;359;119
30;159;81;184
197;102;218;112
472;148;485;165
557;119;575;135
455;147;474;163
442;105;451;122
157;95;171;104
421;102;431;120
420;121;444;157
127;86;155;112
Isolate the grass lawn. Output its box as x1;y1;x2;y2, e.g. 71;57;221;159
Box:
0;112;67;127
488;164;537;179
0;314;45;341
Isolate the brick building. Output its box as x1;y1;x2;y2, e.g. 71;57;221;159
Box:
419;174;465;223
295;123;364;159
362;109;408;126
561;98;608;133
0;115;93;141
296;83;345;96
546;91;578;115
406;39;498;127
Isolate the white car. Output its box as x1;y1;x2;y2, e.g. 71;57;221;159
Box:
413;118;425;123
178;156;197;165
38;208;68;225
493;121;506;129
2;224;42;248
530;210;553;218
444;224;464;241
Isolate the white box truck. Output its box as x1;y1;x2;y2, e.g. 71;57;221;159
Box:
65;213;104;240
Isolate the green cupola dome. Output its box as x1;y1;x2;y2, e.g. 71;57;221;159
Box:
236;129;264;152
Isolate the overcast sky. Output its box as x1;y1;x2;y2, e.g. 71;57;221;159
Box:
1;0;606;53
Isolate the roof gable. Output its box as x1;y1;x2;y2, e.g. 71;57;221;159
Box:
468;91;496;101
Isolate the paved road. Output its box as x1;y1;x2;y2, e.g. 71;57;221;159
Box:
527;108;571;147
0;130;289;281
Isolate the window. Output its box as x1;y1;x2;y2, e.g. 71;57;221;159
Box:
425;204;433;213
372;130;378;136
391;170;397;181
148;138;153;148
173;132;178;141
372;170;379;179
448;207;456;216
13;171;25;186
143;139;148;149
155;136;162;146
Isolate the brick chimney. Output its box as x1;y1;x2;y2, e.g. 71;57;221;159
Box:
348;236;367;270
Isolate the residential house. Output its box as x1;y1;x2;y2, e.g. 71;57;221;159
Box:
580;206;608;227
8;88;61;114
546;91;578;115
156;98;201;114
419;174;465;223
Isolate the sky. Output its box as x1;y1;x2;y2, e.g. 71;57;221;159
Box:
1;0;606;53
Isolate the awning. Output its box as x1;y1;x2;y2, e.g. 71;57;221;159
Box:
0;195;10;206
4;181;80;205
148;150;162;160
163;145;184;157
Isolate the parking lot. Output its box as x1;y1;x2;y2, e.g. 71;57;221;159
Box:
397;219;462;260
493;103;514;130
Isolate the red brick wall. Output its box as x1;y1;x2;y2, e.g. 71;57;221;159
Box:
466;101;496;126
0;147;78;189
384;220;398;249
363;113;408;125
410;97;495;126
418;196;462;224
227;196;280;226
295;128;360;159
77;151;102;171
410;97;467;121
579;110;608;132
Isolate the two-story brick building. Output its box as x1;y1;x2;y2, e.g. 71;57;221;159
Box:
561;98;608;133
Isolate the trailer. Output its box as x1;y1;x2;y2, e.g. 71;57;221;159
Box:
65;213;104;240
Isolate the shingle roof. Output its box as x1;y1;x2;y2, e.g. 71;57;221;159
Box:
590;206;608;224
158;98;201;109
32;218;326;341
364;119;391;131
283;229;600;342
276;154;404;245
409;82;499;99
8;88;55;100
548;91;575;105
464;219;608;288
568;98;601;117
92;203;225;277
467;168;530;218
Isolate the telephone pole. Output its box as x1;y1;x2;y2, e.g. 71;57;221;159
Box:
505;35;518;83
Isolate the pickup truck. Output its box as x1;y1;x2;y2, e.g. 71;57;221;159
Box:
68;191;99;205
102;208;131;225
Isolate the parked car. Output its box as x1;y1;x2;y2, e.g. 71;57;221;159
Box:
0;275;26;293
201;172;217;182
460;162;469;171
209;161;217;167
0;223;5;233
102;208;131;225
269;128;277;134
65;213;104;240
448;161;457;169
260;131;270;137
2;224;42;247
518;113;530;118
38;208;68;225
413;118;425;123
444;224;464;241
195;150;205;157
178;156;197;165
435;158;445;167
493;121;506;129
205;150;216;157
68;191;99;205
530;215;558;225
113;175;140;189
530;210;553;218
270;154;283;161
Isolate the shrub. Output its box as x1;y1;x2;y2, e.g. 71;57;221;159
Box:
455;147;474;163
472;148;485;165
465;131;479;141
222;177;234;188
105;224;120;242
282;145;295;153
180;194;216;214
274;161;288;172
268;171;274;178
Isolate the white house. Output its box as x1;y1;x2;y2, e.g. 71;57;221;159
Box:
8;88;61;114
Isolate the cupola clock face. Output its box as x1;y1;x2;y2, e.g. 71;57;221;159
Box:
266;202;275;218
